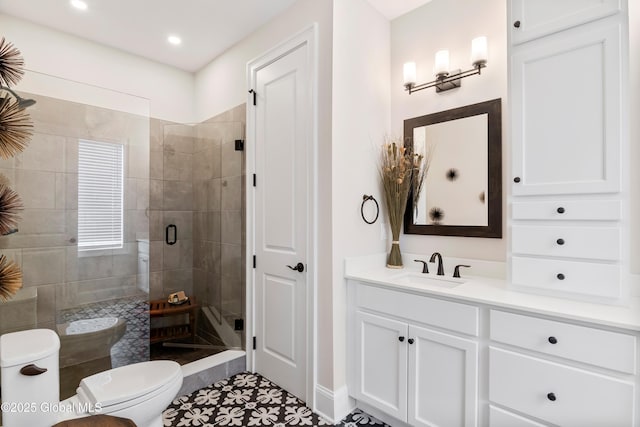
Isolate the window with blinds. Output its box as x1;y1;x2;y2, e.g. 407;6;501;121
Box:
78;139;124;251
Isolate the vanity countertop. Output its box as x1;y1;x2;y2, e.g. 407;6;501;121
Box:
345;254;640;332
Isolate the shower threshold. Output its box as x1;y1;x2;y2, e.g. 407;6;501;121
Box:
162;342;242;351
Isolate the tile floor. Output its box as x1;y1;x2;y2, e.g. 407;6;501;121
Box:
163;372;390;426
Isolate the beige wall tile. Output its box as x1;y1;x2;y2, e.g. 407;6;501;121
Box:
221;210;241;245
22;247;65;286
16;133;66;173
19;209;66;235
221;176;242;211
164;150;193;182
15;170;57;209
163;181;193;211
221;138;243;178
36;284;56;325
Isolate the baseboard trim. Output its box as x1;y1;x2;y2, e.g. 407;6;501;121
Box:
314;384;354;423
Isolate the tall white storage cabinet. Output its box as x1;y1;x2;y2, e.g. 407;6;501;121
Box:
509;0;629;302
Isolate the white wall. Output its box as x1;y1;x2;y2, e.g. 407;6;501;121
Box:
0;14;195;122
390;0;508;261
331;0;390;403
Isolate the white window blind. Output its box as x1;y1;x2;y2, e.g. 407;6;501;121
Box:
78;139;124;251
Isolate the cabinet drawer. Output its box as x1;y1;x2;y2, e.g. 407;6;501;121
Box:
490;405;547;427
490;347;634;426
490;310;636;374
511;225;620;261
512;199;621;221
355;283;478;336
511;256;620;299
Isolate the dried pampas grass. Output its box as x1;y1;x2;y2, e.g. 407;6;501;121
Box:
0;37;25;87
0;96;33;159
0;254;22;302
0;183;22;235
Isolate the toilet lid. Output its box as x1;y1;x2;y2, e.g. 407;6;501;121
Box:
78;360;181;408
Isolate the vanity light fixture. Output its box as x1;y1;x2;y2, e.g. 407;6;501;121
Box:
404;36;488;94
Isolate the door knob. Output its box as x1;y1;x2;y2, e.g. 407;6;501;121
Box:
287;262;305;273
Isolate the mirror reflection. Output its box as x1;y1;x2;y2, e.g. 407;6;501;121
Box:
404;98;502;238
413;114;488;226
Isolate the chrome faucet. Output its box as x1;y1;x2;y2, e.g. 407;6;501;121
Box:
429;252;445;276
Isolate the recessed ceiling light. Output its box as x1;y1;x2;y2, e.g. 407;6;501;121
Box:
167;35;182;46
70;0;88;11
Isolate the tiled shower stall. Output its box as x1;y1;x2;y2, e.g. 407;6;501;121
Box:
0;84;246;398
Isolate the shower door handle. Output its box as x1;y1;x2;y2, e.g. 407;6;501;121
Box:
166;224;177;245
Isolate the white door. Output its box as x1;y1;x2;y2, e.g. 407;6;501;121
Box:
354;311;408;422
408;325;478;427
511;18;622;196
252;38;312;401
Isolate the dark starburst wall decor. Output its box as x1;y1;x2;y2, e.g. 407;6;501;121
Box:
0;96;33;159
429;206;444;224
446;168;459;181
0;37;24;87
0;254;22;302
0;183;23;236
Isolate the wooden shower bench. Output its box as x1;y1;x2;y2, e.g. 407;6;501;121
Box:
148;297;199;344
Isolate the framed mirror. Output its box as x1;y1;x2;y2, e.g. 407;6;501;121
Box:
404;98;502;238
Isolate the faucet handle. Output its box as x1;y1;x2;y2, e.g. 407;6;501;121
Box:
414;259;429;274
453;265;471;278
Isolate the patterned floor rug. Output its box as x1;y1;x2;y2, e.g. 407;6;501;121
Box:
163;372;389;426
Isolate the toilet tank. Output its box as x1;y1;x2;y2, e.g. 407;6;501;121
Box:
1;329;60;427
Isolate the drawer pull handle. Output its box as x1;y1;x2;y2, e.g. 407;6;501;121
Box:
547;392;557;402
556;238;565;245
399;336;405;342
557;273;565;280
548;336;558;344
513;177;521;183
557;207;565;214
514;20;521;28
408;338;415;345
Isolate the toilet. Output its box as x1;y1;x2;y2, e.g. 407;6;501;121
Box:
0;329;182;427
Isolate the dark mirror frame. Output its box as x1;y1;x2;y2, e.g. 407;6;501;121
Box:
403;98;502;238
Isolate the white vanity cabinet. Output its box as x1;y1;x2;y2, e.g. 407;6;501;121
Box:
348;281;479;427
488;309;637;426
510;0;621;44
508;0;628;301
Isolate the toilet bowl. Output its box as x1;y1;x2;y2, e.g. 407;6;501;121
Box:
0;329;182;427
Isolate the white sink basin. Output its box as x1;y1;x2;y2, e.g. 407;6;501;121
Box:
391;273;465;289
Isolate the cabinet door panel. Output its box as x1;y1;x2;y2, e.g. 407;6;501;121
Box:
409;325;478;427
354;311;408;421
511;0;621;44
511;20;621;195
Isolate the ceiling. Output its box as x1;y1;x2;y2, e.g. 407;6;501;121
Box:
0;0;433;73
